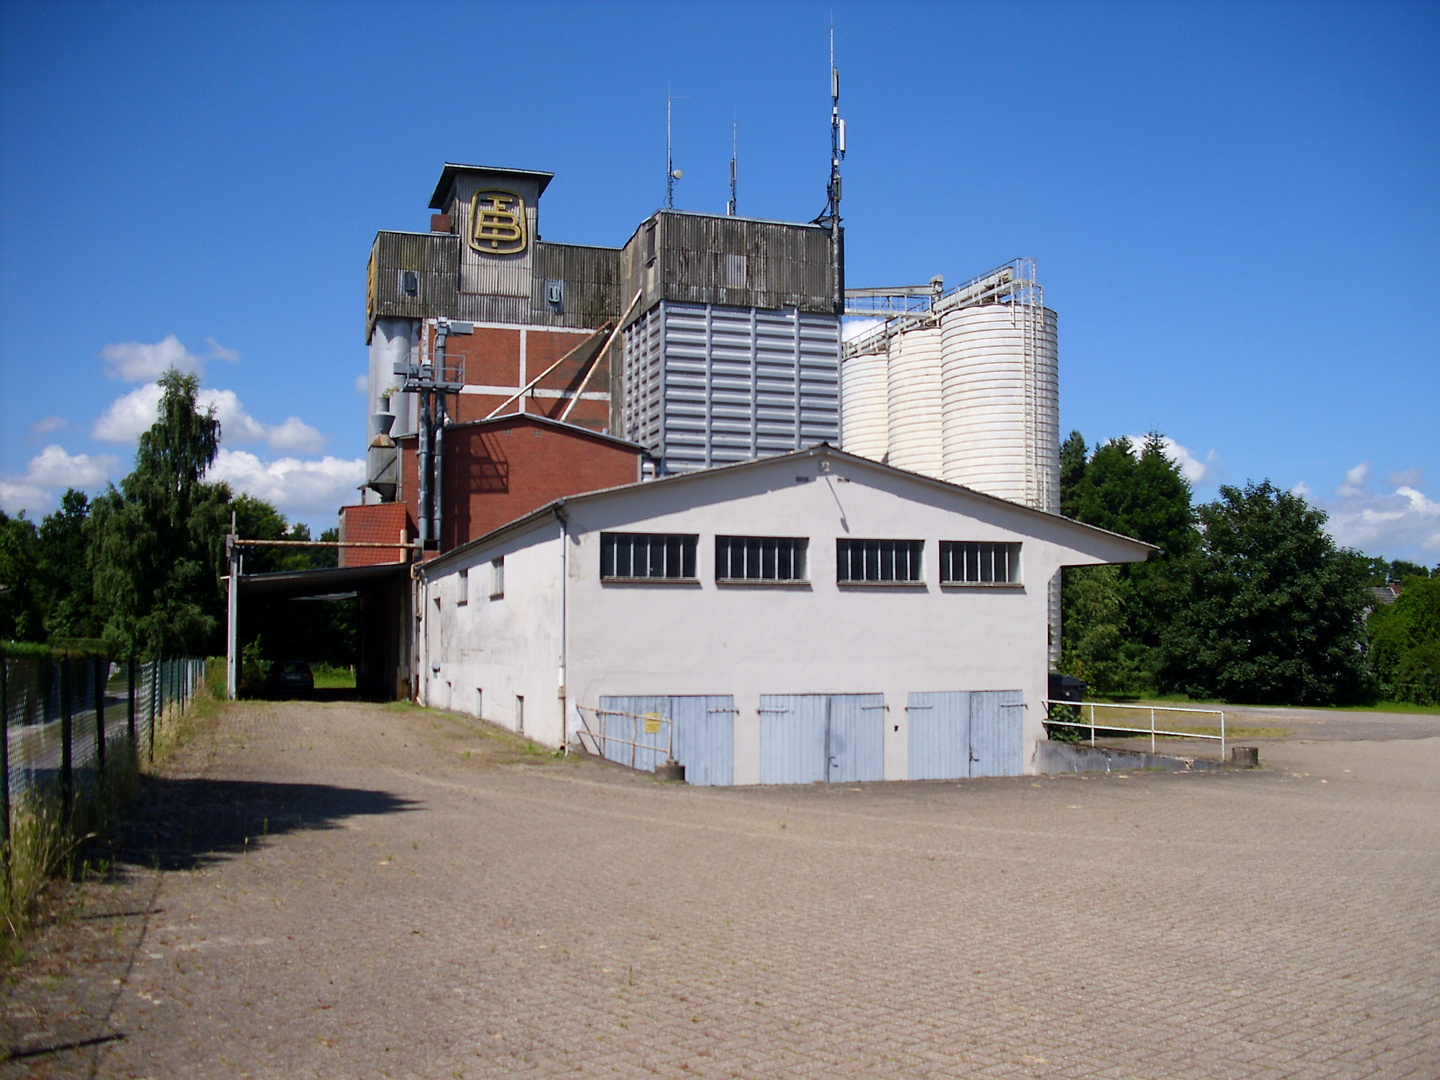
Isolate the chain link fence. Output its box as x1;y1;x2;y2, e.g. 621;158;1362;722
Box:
1;656;206;833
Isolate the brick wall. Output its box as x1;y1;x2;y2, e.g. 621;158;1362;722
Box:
337;503;413;567
394;417;642;552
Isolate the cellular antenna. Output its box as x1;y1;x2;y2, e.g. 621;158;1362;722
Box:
666;86;684;209
727;115;738;216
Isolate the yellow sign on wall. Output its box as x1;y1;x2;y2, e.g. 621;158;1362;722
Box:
470;189;527;255
643;712;662;734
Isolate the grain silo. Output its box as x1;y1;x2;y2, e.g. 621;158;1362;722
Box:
939;301;1059;512
838;349;888;462
884;327;944;478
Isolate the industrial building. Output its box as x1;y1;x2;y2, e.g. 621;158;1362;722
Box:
255;95;1128;782
414;445;1150;783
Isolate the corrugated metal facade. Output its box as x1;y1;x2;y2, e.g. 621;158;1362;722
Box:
530;242;624;328
758;693;885;784
906;690;1024;779
366;232;460;340
621;212;838;317
621;301;841;474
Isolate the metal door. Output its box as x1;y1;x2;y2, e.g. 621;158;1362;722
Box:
760;694;884;785
968;691;1024;777
597;695;735;786
907;691;970;780
908;691;1024;778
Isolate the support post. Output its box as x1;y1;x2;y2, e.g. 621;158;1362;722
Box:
1;650;10;885
127;657;136;744
149;659;158;763
60;657;73;820
94;657;106;772
227;533;239;700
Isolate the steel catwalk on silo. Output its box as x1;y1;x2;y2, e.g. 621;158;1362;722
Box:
839;350;889;462
938;304;1059;512
885;326;944;479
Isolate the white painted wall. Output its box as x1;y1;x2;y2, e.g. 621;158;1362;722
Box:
421;449;1149;779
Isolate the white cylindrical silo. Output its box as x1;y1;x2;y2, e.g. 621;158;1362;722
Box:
840;351;889;463
886;326;944;479
939;303;1059;512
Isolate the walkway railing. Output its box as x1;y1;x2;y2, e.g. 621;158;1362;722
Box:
1;656;206;830
1043;699;1226;759
573;705;675;771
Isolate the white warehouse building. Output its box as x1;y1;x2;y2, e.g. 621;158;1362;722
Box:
416;446;1151;785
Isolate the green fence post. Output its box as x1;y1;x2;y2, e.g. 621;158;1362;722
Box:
1;650;11;889
127;657;136;744
60;657;73;822
94;656;106;773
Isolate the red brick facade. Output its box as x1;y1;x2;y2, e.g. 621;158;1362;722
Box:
396;415;644;553
434;323;613;434
336;503;414;567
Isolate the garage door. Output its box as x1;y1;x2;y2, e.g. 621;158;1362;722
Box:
596;695;735;786
760;693;885;784
907;690;1024;779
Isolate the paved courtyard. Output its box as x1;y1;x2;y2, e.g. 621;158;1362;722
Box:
3;698;1438;1079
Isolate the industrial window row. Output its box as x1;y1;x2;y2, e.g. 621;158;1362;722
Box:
600;533;1022;586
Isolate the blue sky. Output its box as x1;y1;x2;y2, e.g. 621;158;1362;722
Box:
2;0;1436;562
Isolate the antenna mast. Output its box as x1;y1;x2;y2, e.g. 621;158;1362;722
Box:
727;115;738;216
823;25;846;314
666;87;683;209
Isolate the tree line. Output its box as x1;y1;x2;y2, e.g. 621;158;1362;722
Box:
0;369;353;664
1059;431;1439;706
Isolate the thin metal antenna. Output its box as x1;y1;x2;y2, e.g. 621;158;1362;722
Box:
823;21;845;313
727;114;737;216
666;85;684;209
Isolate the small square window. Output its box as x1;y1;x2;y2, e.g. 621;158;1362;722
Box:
490;557;505;599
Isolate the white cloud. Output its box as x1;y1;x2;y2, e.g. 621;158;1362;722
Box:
1125;434;1211;485
1317;469;1440;561
92;383;165;442
100;334;205;381
205;337;240;363
1339;461;1370;497
92;384;325;453
354;373;368;395
210;450;364;518
1388;467;1424;488
30;416;68;435
264;416;327;454
842;318;885;343
0;445;120;516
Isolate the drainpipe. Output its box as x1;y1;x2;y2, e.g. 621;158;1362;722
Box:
553;503;568;751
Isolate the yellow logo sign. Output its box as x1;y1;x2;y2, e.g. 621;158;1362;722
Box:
643;712;662;734
470;189;527;255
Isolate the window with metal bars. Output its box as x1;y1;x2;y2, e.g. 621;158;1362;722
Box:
715;536;808;583
939;541;1022;585
835;539;925;584
600;532;698;582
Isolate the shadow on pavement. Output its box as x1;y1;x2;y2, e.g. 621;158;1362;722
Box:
114;775;418;872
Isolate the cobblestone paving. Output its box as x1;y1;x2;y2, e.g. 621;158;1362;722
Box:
4;699;1438;1079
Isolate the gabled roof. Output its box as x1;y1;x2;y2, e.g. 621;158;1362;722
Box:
421;444;1156;577
394;412;647;455
429;163;554;209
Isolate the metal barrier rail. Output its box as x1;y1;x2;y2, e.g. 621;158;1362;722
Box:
1043;699;1226;758
573;705;675;771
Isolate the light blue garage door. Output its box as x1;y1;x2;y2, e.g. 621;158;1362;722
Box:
907;690;1024;779
596;695;735;786
759;694;886;784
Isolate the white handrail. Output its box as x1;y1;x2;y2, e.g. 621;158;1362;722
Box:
573;704;675;769
1043;699;1226;759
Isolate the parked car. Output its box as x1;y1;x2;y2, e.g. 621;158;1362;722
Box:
265;661;314;696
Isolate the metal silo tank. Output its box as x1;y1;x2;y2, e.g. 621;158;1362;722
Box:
939;304;1058;512
840;350;889;462
885;326;944;479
